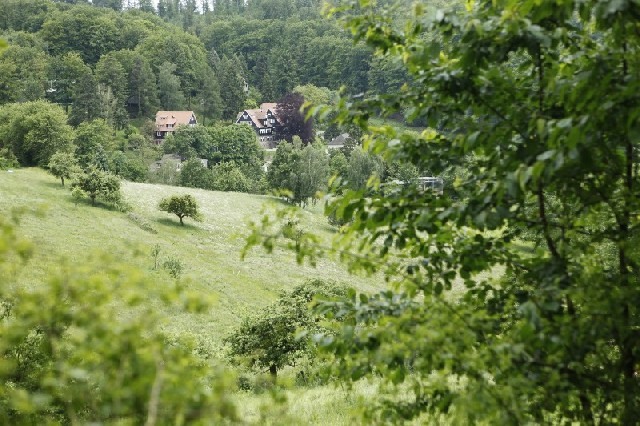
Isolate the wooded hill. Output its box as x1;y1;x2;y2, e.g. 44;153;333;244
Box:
0;0;409;126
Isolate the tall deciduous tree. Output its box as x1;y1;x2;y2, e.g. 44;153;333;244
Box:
74;119;115;169
276;92;313;144
0;45;49;103
208;124;263;178
0;101;73;166
95;54;128;129
157;61;186;110
267;137;328;205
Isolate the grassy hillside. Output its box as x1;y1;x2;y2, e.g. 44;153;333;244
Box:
0;168;382;354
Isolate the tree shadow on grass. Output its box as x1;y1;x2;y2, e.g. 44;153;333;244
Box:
43;181;66;190
63;195;123;212
156;217;200;230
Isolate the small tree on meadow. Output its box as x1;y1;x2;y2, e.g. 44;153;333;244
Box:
48;151;80;187
225;279;348;379
159;194;201;225
72;167;121;206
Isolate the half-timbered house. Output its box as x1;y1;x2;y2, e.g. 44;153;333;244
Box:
235;103;281;147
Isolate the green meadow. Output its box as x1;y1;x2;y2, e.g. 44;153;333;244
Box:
0;167;388;423
1;167;382;340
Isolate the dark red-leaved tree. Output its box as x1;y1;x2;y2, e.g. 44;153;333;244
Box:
276;92;314;144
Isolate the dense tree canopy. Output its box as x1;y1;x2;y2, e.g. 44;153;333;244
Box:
0;0;390;130
267;138;329;205
0;101;73;166
247;0;640;423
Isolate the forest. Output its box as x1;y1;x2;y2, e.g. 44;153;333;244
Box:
0;0;401;124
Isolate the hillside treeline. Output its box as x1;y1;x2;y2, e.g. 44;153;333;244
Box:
0;0;406;127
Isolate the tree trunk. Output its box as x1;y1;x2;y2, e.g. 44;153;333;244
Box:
61;176;65;187
269;364;277;381
179;215;184;225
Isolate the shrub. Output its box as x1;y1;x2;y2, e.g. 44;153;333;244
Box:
162;257;183;279
225;279;349;379
0;148;19;170
71;168;122;207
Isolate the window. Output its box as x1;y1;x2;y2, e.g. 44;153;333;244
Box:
156;132;162;137
167;123;174;128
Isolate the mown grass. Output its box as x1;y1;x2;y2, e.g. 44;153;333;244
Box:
0;168;383;354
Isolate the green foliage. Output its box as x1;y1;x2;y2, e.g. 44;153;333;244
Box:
329;150;348;178
180;158;215;189
148;160;180;186
385;160;420;185
214;54;248;119
0;101;73;167
72;167;122;207
157;61;186;110
163;125;212;160
208;124;264;179
73;119;115;169
47;151;80;187
344;146;384;191
0;147;19;170
109;151;148;182
0;215;238;424
246;0;640;423
211;162;253;193
163;256;184;279
128;56;160;118
293;84;333;107
151;243;162;269
0;45;48;103
268;138;329;205
225;279;348;377
95;53;129;129
159;194;201;225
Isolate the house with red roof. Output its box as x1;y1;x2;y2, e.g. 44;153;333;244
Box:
154;111;197;144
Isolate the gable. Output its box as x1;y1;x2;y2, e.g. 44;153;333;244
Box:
155;111;197;127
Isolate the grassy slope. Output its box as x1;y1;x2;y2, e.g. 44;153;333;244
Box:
0;168;382;353
0;168;486;424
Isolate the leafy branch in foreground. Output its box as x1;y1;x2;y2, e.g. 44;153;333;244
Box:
247;0;640;423
0;216;236;424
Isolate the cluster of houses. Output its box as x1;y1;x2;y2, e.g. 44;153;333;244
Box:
152;106;444;192
153;103;283;148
